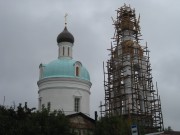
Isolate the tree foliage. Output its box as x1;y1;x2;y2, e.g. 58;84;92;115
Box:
164;126;173;131
94;115;131;135
0;103;71;135
95;115;165;135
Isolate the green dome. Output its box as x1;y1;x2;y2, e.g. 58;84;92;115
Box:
41;59;90;81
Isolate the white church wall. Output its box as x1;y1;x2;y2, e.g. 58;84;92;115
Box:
38;77;91;116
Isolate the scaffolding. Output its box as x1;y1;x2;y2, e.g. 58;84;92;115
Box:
101;4;164;133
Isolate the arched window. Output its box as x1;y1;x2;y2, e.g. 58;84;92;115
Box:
76;66;79;76
68;47;70;56
74;61;82;77
63;46;65;56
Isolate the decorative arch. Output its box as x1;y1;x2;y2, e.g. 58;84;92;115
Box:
74;61;82;77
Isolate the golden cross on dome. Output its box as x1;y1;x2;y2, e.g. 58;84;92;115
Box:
64;13;68;26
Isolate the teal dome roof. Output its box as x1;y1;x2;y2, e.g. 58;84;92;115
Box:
41;59;90;81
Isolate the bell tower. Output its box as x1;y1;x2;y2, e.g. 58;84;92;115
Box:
102;4;164;133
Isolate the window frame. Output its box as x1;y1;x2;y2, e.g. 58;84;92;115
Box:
74;97;80;112
74;61;82;77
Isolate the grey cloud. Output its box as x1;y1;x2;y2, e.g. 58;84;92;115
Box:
0;0;179;130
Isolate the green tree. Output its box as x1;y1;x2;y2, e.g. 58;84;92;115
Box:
164;126;173;131
95;115;130;135
0;103;71;135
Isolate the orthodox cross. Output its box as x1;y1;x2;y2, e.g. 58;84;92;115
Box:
65;13;68;26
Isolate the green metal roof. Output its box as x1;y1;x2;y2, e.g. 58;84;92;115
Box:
40;58;90;81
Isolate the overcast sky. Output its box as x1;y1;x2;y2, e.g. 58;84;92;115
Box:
0;0;180;130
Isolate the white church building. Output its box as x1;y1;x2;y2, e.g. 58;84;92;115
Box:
37;24;92;116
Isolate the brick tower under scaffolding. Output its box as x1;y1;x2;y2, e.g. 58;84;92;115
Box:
102;4;164;133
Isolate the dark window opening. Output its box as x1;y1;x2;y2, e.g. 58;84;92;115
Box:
68;47;70;56
63;46;65;56
76;66;80;76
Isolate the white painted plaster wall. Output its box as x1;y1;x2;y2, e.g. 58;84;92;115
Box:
38;78;91;116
